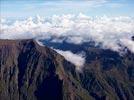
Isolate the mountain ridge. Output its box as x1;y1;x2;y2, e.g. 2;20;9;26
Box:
0;39;134;100
0;39;92;100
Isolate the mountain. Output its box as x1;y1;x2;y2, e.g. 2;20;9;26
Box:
42;39;134;100
0;39;91;100
0;39;134;100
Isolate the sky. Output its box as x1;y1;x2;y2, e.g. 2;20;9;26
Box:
1;0;134;19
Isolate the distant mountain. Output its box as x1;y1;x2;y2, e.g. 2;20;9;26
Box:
0;39;134;100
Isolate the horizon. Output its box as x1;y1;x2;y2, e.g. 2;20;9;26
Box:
0;0;134;54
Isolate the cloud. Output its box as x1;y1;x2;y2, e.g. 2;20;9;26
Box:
35;39;45;46
120;39;134;53
0;14;134;53
54;49;85;71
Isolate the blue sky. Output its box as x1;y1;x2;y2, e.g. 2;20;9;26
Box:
1;0;134;19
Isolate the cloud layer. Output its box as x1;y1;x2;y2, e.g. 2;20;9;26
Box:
55;49;85;71
0;14;134;53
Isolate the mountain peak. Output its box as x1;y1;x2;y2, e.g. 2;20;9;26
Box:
0;39;88;100
0;39;35;45
0;39;134;100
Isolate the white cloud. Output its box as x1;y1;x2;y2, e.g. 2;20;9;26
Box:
0;14;134;53
35;39;45;46
120;39;134;53
54;49;85;71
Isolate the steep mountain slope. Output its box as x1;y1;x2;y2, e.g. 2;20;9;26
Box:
42;39;134;100
79;48;134;100
0;39;134;100
0;39;91;100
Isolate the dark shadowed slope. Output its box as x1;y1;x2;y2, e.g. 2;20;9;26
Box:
0;39;91;100
0;39;134;100
42;39;134;100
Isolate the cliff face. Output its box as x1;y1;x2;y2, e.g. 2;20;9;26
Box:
0;40;89;100
0;39;134;100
